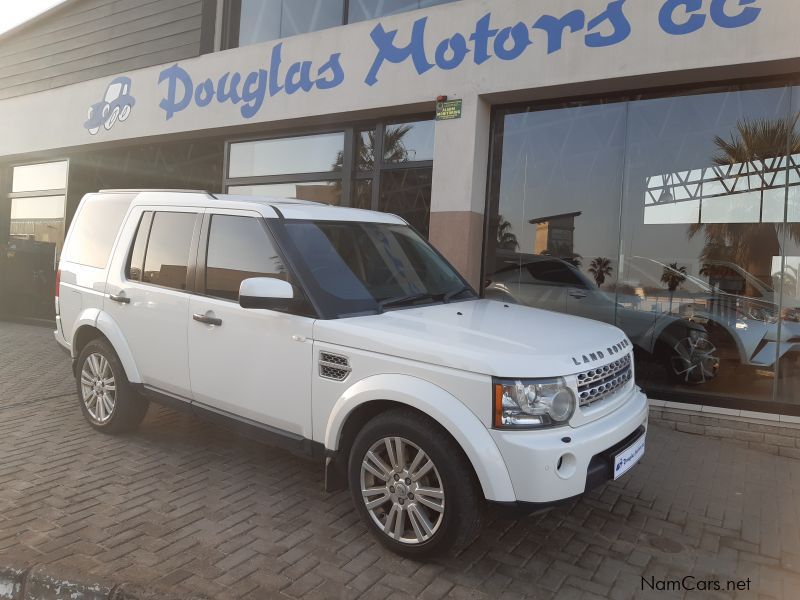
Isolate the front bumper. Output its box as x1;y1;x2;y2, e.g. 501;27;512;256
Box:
489;388;648;504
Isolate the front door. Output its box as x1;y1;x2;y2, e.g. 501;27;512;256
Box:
188;211;314;439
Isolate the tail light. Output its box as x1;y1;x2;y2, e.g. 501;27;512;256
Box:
55;269;61;299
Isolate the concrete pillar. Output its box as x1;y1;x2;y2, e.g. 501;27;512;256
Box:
429;94;491;288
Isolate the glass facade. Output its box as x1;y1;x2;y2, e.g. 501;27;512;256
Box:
226;118;435;233
231;0;460;47
484;84;800;412
2;160;68;320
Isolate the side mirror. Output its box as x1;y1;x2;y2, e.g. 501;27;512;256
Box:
239;277;295;310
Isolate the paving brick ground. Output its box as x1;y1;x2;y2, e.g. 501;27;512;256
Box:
0;321;799;599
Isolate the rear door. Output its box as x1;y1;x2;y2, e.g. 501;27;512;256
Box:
187;210;315;439
105;207;201;399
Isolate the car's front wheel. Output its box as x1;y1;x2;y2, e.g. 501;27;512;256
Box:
76;338;149;433
664;333;719;385
348;409;483;558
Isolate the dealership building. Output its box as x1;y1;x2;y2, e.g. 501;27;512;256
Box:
2;0;800;430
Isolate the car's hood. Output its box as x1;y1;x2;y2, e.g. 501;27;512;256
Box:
313;299;629;377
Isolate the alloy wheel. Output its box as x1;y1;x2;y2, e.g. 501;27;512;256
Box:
80;353;117;423
360;436;445;545
670;336;719;384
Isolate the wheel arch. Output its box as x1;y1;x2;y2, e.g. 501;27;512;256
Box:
323;374;516;503
72;309;142;383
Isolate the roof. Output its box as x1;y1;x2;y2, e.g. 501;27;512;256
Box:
91;189;406;224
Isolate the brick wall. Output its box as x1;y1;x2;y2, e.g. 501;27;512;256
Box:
649;405;800;459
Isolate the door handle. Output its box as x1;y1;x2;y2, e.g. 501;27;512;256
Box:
109;293;131;304
568;290;588;300
193;313;222;326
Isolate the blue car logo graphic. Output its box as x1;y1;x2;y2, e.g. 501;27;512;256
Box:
84;76;136;135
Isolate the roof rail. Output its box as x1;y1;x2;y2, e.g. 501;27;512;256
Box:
98;189;218;199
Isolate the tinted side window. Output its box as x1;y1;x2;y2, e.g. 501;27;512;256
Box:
525;260;586;287
127;212;153;282
142;212;197;290
205;215;287;301
64;193;134;268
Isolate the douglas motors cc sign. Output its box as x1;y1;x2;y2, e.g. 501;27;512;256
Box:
86;0;764;131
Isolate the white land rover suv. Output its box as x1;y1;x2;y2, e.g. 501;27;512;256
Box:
55;190;648;558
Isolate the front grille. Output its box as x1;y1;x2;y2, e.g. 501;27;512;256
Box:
319;351;351;381
577;354;633;406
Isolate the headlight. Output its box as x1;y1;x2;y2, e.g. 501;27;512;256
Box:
743;303;778;323
782;308;800;322
493;378;576;429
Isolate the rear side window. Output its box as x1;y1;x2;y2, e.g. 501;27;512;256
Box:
63;194;133;268
138;212;197;290
205;215;287;301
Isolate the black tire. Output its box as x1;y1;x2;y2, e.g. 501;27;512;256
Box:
348;408;483;558
75;338;149;434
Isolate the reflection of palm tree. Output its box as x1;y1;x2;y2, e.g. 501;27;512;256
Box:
496;216;519;250
330;125;413;204
588;257;613;288
661;263;687;314
777;264;799;297
688;115;800;297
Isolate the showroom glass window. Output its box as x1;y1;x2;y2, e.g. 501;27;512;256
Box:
3;160;68;320
227;132;345;205
226;117;435;236
485;85;800;413
228;0;460;48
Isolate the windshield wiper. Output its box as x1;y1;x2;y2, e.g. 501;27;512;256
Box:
377;293;436;313
443;285;473;303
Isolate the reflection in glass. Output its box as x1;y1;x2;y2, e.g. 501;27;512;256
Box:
356;130;376;172
348;0;455;23
379;168;432;236
621;87;792;404
12;161;68;193
383;120;435;163
228;133;345;178
142;212;197;290
239;0;344;46
485;85;800;410
206;216;286;301
228;182;341;205
353;180;373;210
9;195;66;259
484;103;627;340
776;88;800;404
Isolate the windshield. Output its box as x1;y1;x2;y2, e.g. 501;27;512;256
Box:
275;220;475;318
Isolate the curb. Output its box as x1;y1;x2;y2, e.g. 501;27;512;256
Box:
0;565;209;600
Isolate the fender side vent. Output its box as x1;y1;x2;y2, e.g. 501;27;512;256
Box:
319;351;351;381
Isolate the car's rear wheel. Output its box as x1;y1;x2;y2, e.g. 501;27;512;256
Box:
76;339;149;433
348;409;483;558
